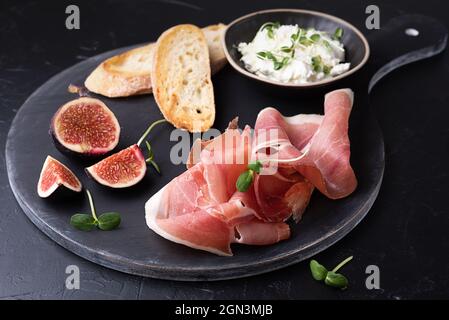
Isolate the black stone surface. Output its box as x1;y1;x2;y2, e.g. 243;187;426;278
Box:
1;0;449;298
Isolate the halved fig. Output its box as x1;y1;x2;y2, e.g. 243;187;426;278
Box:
85;145;146;188
37;156;82;198
50;97;120;156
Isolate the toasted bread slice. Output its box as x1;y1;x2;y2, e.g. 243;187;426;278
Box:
151;24;215;133
202;24;227;74
85;24;226;98
85;44;155;98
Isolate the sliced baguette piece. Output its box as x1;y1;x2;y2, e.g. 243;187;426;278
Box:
151;24;215;133
202;24;227;74
85;23;227;98
85;44;155;98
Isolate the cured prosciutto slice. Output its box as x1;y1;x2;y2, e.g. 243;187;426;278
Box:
253;88;357;200
145;88;357;256
145;178;290;256
253;170;314;222
235;219;290;245
145;125;290;256
145;164;255;256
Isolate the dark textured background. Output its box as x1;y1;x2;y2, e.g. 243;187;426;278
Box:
1;0;448;299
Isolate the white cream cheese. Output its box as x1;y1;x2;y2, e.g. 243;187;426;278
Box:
238;23;351;84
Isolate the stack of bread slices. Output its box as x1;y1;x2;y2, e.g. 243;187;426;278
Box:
85;24;227;132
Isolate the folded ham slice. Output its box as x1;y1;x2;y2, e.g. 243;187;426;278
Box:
253;170;314;222
253;88;357;200
235;219;290;245
145;125;290;256
145;88;357;256
145;164;256;256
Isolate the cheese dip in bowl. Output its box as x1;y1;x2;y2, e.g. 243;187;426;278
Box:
238;23;350;84
223;9;370;89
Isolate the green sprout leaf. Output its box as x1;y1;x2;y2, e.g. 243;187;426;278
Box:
257;51;275;60
70;214;96;231
333;27;344;40
260;21;280;38
281;57;290;68
146;141;154;159
310;33;321;42
282;29;304;58
257;51;290;71
310;260;328;281
309;256;353;290
97;212;121;231
273;59;284;70
70;189;121;232
291;28;303;42
325;271;349;289
236;170;254;192
281;46;293;53
236;161;263;192
247;160;262;173
147;159;161;174
311;55;323;72
299;36;313;47
257;51;267;59
145;140;161;174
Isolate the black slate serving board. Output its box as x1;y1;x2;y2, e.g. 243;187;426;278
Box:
5;14;446;280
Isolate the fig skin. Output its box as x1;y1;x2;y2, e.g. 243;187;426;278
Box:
50;97;121;158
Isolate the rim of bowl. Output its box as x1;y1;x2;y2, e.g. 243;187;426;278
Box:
222;8;371;88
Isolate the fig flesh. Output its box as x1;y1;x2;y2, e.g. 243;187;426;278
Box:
37;156;82;198
85;145;146;188
50;97;120;156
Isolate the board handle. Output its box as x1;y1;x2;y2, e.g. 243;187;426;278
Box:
367;14;447;93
